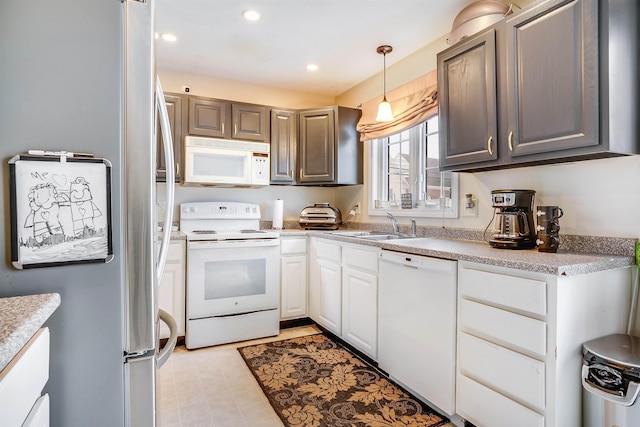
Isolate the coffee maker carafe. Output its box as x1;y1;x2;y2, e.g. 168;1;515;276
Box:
489;189;536;249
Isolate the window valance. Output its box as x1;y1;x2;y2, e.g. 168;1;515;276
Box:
356;70;438;141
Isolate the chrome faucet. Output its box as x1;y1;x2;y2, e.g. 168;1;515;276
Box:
387;212;399;234
411;218;417;237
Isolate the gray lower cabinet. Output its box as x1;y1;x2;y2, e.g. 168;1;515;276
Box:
188;96;230;138
270;108;297;183
156;93;184;182
298;106;362;185
438;0;639;172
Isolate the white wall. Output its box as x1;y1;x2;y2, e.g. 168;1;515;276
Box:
159;68;335;109
159;183;338;226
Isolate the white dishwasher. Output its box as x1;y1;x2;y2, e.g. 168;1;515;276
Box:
378;249;457;416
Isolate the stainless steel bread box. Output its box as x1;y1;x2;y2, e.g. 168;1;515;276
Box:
299;203;342;230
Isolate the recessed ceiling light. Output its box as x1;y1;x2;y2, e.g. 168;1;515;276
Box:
242;9;261;21
306;64;319;71
161;33;177;42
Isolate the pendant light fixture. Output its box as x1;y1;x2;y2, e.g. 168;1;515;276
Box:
375;45;394;122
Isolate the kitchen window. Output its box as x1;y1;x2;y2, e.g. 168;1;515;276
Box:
369;115;458;218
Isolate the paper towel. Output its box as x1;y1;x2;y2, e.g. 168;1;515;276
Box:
272;199;284;229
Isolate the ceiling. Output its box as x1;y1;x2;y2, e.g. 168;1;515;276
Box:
155;0;474;97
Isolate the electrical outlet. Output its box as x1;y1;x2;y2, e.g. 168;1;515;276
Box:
353;204;360;215
462;197;478;217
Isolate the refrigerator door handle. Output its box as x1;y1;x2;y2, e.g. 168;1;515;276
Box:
157;308;178;368
155;76;175;282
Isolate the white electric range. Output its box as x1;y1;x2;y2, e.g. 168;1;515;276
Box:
180;202;280;349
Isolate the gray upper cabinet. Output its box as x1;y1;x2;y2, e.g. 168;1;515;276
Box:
270;109;297;184
298;106;362;185
187;97;231;138
438;0;639;172
438;28;499;169
232;103;270;142
157;93;185;182
504;0;598;160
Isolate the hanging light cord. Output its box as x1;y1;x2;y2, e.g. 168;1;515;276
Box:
382;51;387;101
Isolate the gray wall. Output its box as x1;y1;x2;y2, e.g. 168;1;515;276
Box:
1;1;125;426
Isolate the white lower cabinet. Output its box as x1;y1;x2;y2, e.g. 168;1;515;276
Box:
341;244;378;359
280;236;308;320
309;238;379;355
0;328;50;427
456;261;631;427
158;240;185;338
309;238;342;335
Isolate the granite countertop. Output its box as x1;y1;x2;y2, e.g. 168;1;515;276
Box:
281;229;635;276
0;293;61;372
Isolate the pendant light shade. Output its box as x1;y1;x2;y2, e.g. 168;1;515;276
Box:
375;45;394;122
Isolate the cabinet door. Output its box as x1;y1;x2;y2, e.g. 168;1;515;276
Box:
270;109;297;183
158;262;185;338
156;93;183;182
504;0;598;159
232;103;270;142
309;258;341;335
342;267;377;358
280;254;307;320
438;28;499;169
188;97;231;138
298;109;335;183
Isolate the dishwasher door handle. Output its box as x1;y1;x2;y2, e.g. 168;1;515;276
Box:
402;263;419;269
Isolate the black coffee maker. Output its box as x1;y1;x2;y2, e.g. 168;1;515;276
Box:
489;189;536;249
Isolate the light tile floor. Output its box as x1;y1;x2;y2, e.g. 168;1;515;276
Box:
157;325;455;427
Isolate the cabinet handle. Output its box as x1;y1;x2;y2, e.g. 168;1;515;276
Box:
234;124;237;136
508;131;514;151
221;123;225;135
487;136;493;155
176;162;179;176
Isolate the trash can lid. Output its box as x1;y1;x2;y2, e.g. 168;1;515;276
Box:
583;334;640;369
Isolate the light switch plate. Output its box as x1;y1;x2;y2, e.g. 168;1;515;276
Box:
462;198;478;217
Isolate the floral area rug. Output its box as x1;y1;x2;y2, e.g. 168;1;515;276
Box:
238;333;448;427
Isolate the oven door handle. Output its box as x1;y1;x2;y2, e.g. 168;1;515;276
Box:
187;239;280;250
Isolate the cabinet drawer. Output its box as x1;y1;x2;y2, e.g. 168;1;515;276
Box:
457;374;544;427
166;242;184;263
459;299;546;356
23;393;49;427
281;238;307;255
0;328;50;427
314;239;341;262
459;266;547;315
458;332;545;411
342;245;378;272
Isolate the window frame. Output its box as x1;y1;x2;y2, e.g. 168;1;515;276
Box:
367;117;459;219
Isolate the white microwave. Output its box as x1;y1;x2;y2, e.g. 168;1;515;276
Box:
183;136;270;187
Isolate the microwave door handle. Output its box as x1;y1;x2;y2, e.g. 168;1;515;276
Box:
156;76;175;282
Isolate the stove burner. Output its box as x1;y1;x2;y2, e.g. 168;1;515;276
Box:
191;230;217;234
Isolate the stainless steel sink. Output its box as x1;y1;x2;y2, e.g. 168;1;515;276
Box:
357;233;414;240
326;230;373;237
326;230;416;240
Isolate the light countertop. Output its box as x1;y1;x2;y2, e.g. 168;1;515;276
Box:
282;229;636;276
0;293;61;372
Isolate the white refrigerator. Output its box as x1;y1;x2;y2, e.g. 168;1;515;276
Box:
0;0;176;426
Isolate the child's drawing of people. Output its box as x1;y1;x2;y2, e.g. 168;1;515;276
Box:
69;177;102;237
24;182;67;245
